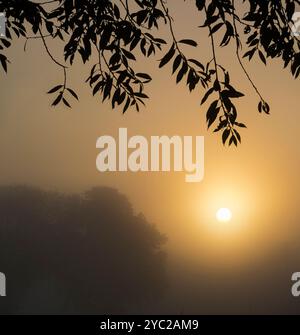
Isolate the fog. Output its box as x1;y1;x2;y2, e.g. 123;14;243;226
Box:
1;1;300;314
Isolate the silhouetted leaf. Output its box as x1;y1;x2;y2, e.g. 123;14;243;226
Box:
258;50;266;65
222;128;230;145
188;58;204;70
48;85;63;94
67;88;79;100
196;0;205;11
235;122;247;128
172;55;182;74
201;87;214;105
136;73;152;82
178;39;198;47
206;100;219;128
52;92;63;106
63;98;71;108
176;61;188;83
159;43;175;68
0;54;8;73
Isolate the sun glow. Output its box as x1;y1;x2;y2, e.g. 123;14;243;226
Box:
216;208;232;222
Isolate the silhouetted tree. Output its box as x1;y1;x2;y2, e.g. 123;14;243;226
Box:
0;186;167;314
1;0;300;144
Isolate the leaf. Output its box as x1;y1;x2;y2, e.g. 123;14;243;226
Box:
89;74;101;87
258;50;266;65
103;78;113;101
134;92;149;99
201;87;214;105
206;100;219;128
159;44;175;68
140;38;147;56
136;73;152;81
243;48;256;60
67;88;79;100
109;52;121;66
113;4;120;19
178;39;198;47
100;27;111;49
229;135;238;146
202;15;219;27
0;54;8;73
52;92;63;106
233;129;241;143
222;128;231;145
63;98;71;108
196;0;205;11
46;21;54;34
214;120;227;133
47;85;63;94
130;35;140;51
188;58;204;70
117;71;127;86
222;89;244;98
187;69;198;91
176;61;188;83
93;81;102;96
89;74;101;86
123;97;131;114
210;22;224;35
172;54;182;74
224;72;230;85
118;91;126;105
286;1;295;20
213;79;221;91
262;101;270;114
235;122;247;128
2;39;11;48
112;88;121;108
122;48;136;61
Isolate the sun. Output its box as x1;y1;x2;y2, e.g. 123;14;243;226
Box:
216;208;232;222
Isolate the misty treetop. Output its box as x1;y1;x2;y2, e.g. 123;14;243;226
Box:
0;0;300;145
0;186;167;314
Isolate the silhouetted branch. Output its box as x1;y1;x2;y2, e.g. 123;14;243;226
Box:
232;0;265;103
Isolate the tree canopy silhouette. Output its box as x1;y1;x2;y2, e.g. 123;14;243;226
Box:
1;0;300;145
0;186;167;314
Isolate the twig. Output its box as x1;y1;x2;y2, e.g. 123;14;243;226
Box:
38;27;67;88
232;0;264;102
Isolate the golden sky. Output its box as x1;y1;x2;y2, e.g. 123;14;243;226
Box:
1;1;300;270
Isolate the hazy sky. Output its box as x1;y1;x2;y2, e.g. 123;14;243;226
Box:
1;1;300;270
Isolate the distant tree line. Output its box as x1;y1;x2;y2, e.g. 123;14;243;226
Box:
0;186;167;314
